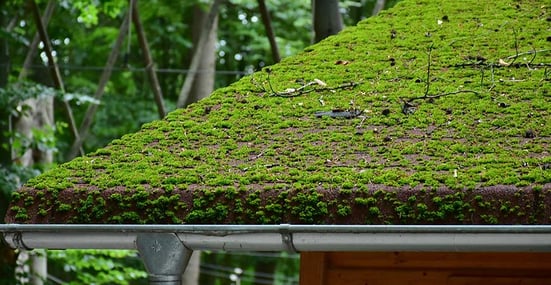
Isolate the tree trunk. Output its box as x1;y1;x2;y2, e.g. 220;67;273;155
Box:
182;4;218;107
177;0;221;108
12;3;56;284
0;5;18;283
372;0;386;16
312;0;343;43
181;251;200;285
12;93;54;285
257;0;280;63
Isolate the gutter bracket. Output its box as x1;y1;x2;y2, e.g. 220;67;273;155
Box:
136;233;192;285
11;232;32;250
280;224;297;253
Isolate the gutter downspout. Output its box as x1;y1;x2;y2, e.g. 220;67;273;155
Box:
136;233;192;285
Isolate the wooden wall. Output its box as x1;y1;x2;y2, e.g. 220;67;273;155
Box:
300;252;551;285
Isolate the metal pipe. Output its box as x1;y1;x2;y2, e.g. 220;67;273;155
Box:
136;233;192;285
3;224;551;252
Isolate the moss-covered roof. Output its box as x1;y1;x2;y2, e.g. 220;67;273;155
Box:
6;0;551;225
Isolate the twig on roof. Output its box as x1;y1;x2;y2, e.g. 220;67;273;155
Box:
506;49;549;60
265;68;277;94
425;43;434;97
450;49;550;70
408;90;480;103
269;81;360;98
251;72;268;93
403;43;478;113
509;28;519;66
542;67;550;82
488;64;496;91
528;47;537;66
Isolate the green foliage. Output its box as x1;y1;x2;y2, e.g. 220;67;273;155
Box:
69;0;128;26
0;165;39;200
47;249;147;285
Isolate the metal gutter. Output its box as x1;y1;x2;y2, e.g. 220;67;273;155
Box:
3;224;551;252
4;224;551;285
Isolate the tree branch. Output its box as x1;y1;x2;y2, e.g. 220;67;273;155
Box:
19;0;55;80
30;0;83;157
132;1;166;118
269;81;359;97
407;90;479;103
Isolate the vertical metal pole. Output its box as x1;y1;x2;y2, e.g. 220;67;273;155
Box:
136;233;192;285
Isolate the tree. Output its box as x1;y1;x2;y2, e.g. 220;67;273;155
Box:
178;3;219;107
372;0;386;16
312;0;343;43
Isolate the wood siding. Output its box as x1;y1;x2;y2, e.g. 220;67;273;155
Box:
300;252;551;285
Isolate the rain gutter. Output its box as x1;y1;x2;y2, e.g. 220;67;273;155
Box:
2;224;551;252
4;224;551;285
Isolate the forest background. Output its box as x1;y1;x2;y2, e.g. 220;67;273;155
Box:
0;0;399;284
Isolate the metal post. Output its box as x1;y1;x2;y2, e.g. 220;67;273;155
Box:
136;233;192;285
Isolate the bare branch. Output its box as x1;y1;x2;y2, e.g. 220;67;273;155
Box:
509;28;519;66
425;43;434;96
30;0;83;157
408;90;479;103
269;81;360;97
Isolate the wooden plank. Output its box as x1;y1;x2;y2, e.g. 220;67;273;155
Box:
447;276;551;285
327;252;551;270
300;252;327;285
325;268;551;285
326;268;449;285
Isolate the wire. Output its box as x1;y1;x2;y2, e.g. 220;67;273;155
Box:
201;263;299;284
0;63;251;76
47;274;67;285
200;268;298;285
222;251;300;259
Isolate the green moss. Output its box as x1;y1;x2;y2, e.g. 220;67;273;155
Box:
7;0;550;225
57;203;72;212
11;206;28;221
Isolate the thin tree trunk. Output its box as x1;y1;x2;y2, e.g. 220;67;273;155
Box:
312;0;343;43
372;0;386;16
182;4;218;106
177;0;222;108
19;0;55;80
67;12;130;160
13;70;54;285
257;0;280;63
29;0;82;157
132;0;166;118
181;251;200;285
